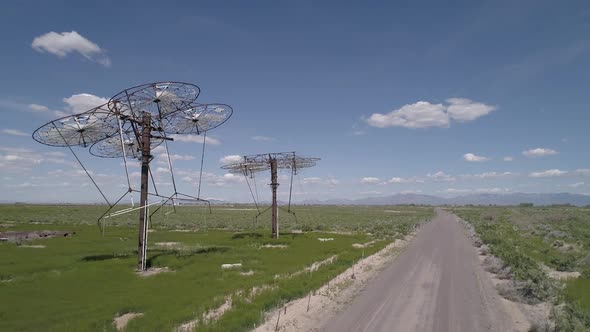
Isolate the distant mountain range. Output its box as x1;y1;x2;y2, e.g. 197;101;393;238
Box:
3;193;589;206
301;193;590;206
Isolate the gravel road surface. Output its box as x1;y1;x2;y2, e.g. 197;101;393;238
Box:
324;209;515;332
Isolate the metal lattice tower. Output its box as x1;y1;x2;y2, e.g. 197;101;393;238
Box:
221;152;320;238
33;81;233;271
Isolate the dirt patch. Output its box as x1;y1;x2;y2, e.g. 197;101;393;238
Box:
541;264;580;280
309;255;337;273
352;240;378;248
177;296;233;332
313;230;354;235
0;223;15;228
0;230;75;243
275;255;339;280
318;238;334;242
260;244;288;249
247;285;276;301
383;210;418;213
155;242;180;248
18;245;46;248
136;267;171;277
254;233;415;331
177;284;277;331
114;312;143;331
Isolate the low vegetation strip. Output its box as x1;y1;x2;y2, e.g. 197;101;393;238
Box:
253;233;415;331
0;204;433;235
452;206;590;331
0;204;432;331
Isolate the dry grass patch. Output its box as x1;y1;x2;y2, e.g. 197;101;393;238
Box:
114;312;143;331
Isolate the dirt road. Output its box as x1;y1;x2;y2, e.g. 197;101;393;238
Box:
324;209;516;332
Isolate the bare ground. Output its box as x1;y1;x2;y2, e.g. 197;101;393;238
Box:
136;267;171;277
254;209;548;332
113;312;143;331
253;233;414;331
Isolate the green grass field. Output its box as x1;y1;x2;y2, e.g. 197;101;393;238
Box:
452;206;590;330
0;204;433;331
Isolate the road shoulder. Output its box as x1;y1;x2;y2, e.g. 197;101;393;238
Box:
252;231;418;332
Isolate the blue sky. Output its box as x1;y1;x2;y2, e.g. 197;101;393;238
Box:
1;0;590;203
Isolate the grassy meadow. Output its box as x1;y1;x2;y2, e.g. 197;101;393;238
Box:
452;206;590;330
0;204;433;331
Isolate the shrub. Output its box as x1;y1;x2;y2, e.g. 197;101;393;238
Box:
550;256;576;272
552;302;590;331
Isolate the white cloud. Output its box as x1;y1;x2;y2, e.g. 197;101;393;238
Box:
326;178;340;185
366;101;448;128
463;153;490;162
529;169;568;177
0;147;33;154
522;148;558;157
427;171;456;182
503;156;513;161
463;171;515;179
366;98;495;129
219;155;243;165
44;151;66;158
62;93;108;113
158;153;195;162
0;146;78;174
155;167;170;174
444;187;509;194
1;129;28;137
568;182;584;188
0;147;43;172
387;177;415;184
7;182;40;189
28;103;49;112
0;154;38;163
444;188;472;194
360;177;380;184
28;93;108;117
303;177;322;184
251;136;274;142
48;168;94;177
170;134;221;145
32;31;111;67
208;173;245;186
53;110;70;118
446;98;496;122
303;177;339;186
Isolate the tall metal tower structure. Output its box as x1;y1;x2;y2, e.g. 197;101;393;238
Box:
33;82;233;271
222;152;320;238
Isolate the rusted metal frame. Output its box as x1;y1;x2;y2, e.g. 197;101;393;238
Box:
270;157;279;239
137;112;151;271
